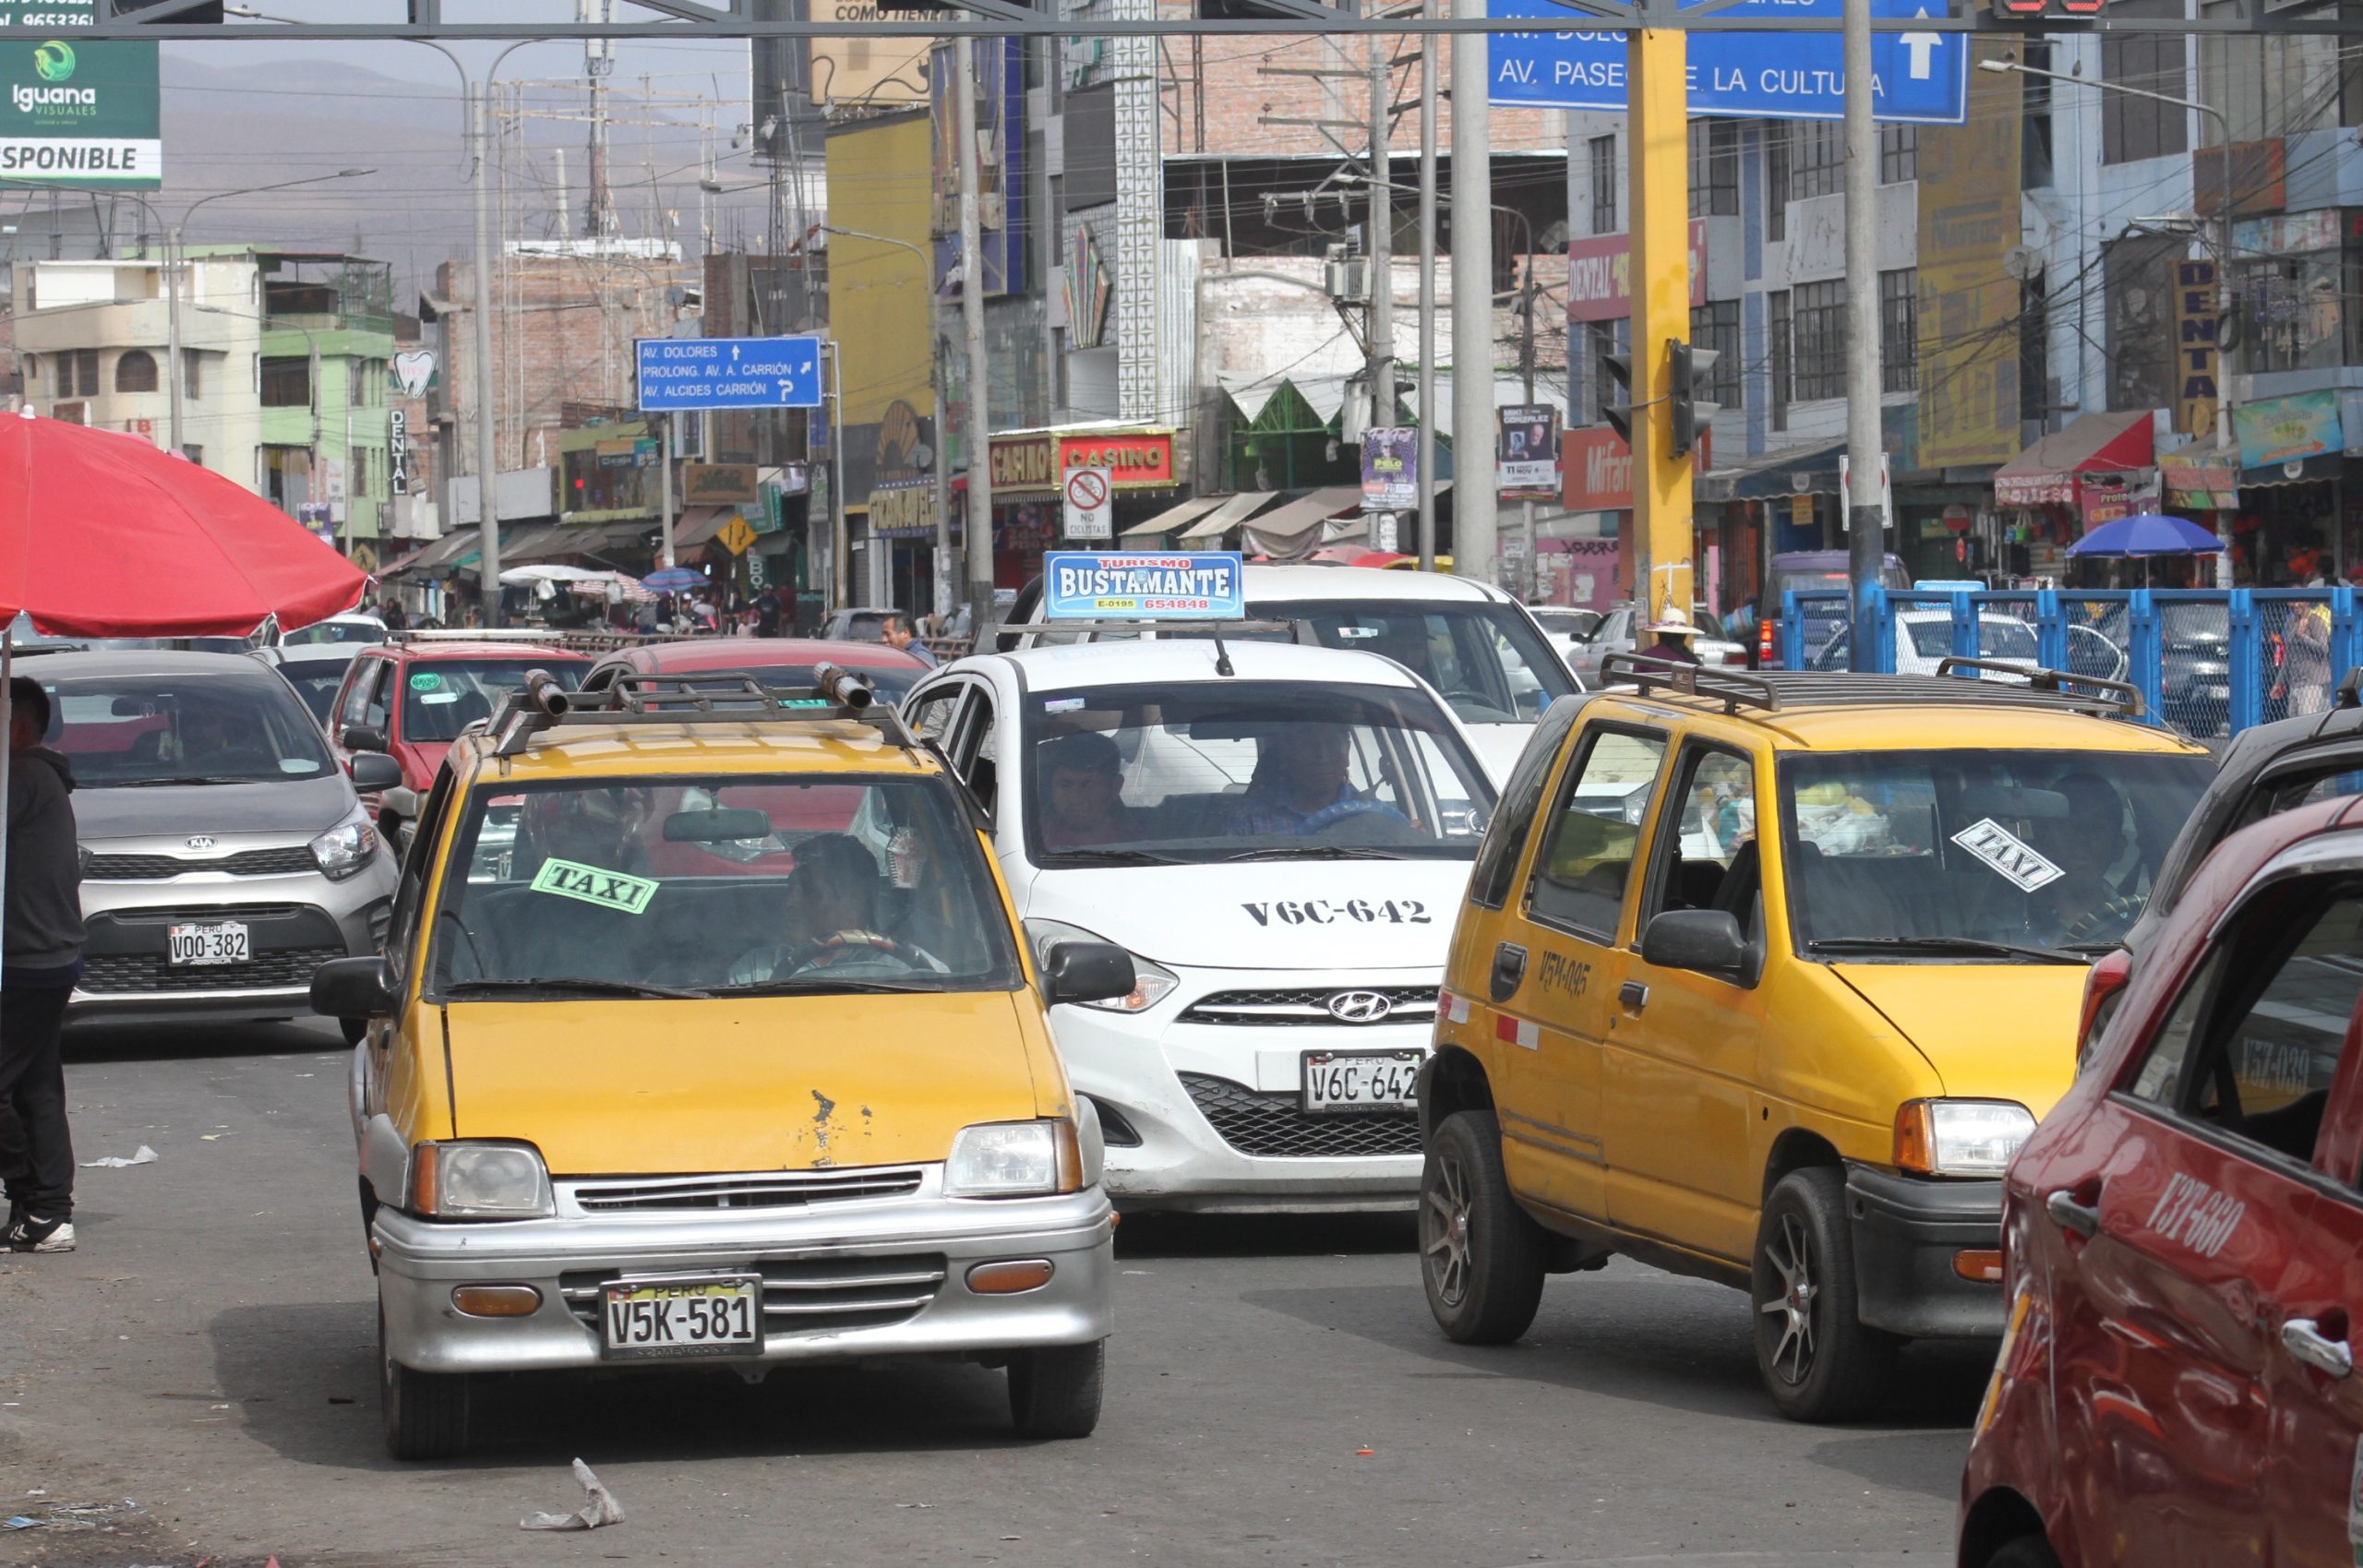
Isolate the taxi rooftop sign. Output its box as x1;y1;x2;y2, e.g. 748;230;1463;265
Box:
1043;551;1245;620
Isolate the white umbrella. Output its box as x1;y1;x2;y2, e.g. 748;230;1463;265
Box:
498;563;607;586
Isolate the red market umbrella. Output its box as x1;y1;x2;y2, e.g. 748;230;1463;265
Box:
0;410;367;638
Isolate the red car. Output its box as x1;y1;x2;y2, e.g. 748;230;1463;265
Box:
327;638;594;846
1962;791;2363;1568
578;636;932;707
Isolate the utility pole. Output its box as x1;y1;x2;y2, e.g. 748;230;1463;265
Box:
1408;1;1438;569
1517;256;1537;594
1842;0;1883;667
471;77;504;627
1626;18;1692;624
955;36;994;635
1448;0;1495;582
1366;27;1392;434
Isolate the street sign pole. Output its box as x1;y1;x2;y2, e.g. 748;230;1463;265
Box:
660;414;676;569
1844;0;1885;668
1629;18;1692;628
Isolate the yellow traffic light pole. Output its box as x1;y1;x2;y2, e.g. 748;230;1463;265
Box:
1627;25;1694;629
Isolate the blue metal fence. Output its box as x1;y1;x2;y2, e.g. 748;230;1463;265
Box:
1777;587;2355;737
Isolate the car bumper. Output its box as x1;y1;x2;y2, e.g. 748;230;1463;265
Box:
68;856;396;1024
1053;967;1435;1215
374;1186;1115;1375
1844;1164;2005;1339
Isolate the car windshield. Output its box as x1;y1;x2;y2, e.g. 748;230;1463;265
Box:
282;663;353;724
1020;680;1494;865
1902;619;2039;660
1532;609;1601;640
403;659;591;743
1781;749;2213;958
44;671;335;785
282;619;385;648
432;774;1021;996
1217;599;1576;724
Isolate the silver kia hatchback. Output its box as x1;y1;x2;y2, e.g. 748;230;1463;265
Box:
30;651;400;1036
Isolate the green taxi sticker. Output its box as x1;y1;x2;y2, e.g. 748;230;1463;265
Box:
530;857;659;915
776;698;833;708
408;670;444;691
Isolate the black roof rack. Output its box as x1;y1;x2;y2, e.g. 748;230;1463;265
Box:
387;628;690;653
1930;659;2144;718
1601;655;2146;722
479;664;913;757
1598;653;1783;713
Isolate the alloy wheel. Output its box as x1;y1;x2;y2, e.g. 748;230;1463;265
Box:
1422;1148;1472;1308
1758;1212;1818;1385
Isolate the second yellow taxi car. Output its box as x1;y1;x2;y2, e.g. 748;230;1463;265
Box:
1418;657;2213;1421
312;667;1135;1459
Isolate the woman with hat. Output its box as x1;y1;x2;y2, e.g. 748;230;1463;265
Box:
1641;605;1701;665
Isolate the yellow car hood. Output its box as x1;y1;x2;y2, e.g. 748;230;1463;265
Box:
440;991;1044;1176
1828;963;2083;1119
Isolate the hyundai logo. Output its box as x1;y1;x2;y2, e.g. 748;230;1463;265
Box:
185;835;216;852
1325;989;1393;1024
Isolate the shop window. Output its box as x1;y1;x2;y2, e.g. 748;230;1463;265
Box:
1690;299;1742;410
2022;41;2055;189
260;356;311;409
1789;120;1843;200
1689;120;1739;218
1793;279;1846;402
1589;135;1617;235
1764;121;1789;242
1580;317;1627;429
1769;290;1793;433
1879;126;1917;185
2102;0;2189;165
2237;254;2345;376
1880;269;1918;394
114;350;158;394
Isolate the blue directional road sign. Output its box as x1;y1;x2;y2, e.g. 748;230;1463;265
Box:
1489;0;1967;125
635;335;824;412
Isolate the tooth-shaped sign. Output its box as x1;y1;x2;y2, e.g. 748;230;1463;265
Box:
391;350;438;399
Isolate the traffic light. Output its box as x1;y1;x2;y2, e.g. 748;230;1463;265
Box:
1601;349;1635;447
1667;338;1720;458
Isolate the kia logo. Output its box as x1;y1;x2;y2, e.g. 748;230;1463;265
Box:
185;835;216;852
1325;989;1393;1024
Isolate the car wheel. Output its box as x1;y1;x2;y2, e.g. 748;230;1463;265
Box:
1008;1341;1104;1440
1753;1167;1897;1423
1985;1536;2063;1568
379;1296;469;1461
1420;1109;1547;1345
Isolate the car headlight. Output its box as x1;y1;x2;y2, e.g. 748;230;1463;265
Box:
1024;917;1178;1013
1894;1099;2037;1178
409;1141;554;1218
309;808;380;881
943;1119;1082;1198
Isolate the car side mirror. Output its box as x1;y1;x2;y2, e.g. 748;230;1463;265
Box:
347;751;403;793
311;955;398;1021
1043;940;1135;1008
1639;908;1748;976
342;724;388;753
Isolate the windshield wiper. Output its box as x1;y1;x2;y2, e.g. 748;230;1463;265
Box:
1807;937;2089;966
1044;847;1189;866
107;774;270;788
1218;844;1409;861
711;978;939;996
445;976;712;999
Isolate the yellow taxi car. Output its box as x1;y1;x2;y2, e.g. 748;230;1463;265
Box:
1417;656;2214;1421
310;667;1134;1459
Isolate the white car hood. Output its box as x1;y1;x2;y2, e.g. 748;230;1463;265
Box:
1021;858;1469;970
1465;722;1536;786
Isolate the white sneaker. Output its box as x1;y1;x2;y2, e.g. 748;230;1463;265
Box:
6;1215;73;1252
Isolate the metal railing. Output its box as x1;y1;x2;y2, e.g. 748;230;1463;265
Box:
1776;586;2356;738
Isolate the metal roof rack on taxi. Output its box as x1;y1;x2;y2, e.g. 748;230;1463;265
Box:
1931;658;2145;719
386;628;691;653
1599;653;1783;714
481;664;913;755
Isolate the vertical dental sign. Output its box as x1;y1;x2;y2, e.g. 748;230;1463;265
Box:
0;6;161;188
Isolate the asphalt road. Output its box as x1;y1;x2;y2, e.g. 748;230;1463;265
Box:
3;1020;1988;1568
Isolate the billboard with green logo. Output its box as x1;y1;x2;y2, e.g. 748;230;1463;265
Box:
0;5;160;188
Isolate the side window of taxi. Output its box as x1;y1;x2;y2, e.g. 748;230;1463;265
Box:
363;662;395;734
1469;697;1584;909
2126;886;2363;1167
1641;745;1762;943
1526;726;1667;939
906;686;965;747
386;764;458;971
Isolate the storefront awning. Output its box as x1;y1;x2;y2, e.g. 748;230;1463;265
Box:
1178;491;1281;542
1120;494;1224;539
380;527;479;579
1994;410;2154;508
1241;485;1364;556
1700;437;1846;501
2240;451;2343;489
673;507;738;550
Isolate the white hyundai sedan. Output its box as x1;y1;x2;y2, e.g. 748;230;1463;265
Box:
903;639;1498;1214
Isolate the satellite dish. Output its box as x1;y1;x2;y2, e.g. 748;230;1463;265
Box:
2004;245;2045;281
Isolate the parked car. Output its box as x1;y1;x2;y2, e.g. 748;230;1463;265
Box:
816;605;901;643
326;635;593;851
1961;789;2363;1568
1566;602;1745;686
279;612;388;649
1529;607;1602;673
580;636;930;707
1417;658;2213;1420
32;650;400;1039
1756;550;1912;668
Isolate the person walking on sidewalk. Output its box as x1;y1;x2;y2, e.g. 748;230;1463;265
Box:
0;676;85;1253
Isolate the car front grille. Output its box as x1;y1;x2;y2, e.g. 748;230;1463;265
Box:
84;847;318;880
558;1254;948;1337
1181;986;1439;1027
1179;1072;1421;1158
78;944;345;995
569;1167;924;1213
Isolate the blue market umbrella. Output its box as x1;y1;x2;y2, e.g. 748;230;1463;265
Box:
643;566;705;592
2066;512;2225;557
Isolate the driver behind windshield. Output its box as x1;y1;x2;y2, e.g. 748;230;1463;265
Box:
172;699;281;775
1227;724;1364;835
1039;731;1142;851
2016;774;2137;945
730;833;943;983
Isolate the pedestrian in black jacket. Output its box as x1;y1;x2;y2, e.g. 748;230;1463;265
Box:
0;676;85;1253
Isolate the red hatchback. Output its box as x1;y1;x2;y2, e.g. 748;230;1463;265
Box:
579;636;932;706
327;637;593;845
1962;792;2363;1568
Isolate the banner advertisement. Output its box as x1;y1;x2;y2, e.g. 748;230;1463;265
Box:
0;12;160;189
2236;389;2344;471
1497;405;1560;499
1565;221;1709;323
1361;426;1416;511
1913;41;2021;470
1042;551;1245;619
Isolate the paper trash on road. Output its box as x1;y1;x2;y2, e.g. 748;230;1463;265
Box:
78;1145;157;1169
521;1459;626;1531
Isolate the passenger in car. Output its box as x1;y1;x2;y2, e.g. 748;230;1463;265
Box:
1038;732;1143;851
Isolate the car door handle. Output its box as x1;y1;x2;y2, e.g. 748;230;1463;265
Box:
2045;1188;2101;1239
1618;980;1648;1011
2284;1318;2356;1379
1490;942;1527;1003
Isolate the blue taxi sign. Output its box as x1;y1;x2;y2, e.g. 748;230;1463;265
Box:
1043;551;1245;620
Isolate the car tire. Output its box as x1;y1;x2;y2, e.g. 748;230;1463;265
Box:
1008;1341;1104;1440
1420;1108;1548;1346
1752;1167;1898;1423
379;1297;469;1461
1985;1536;2063;1568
